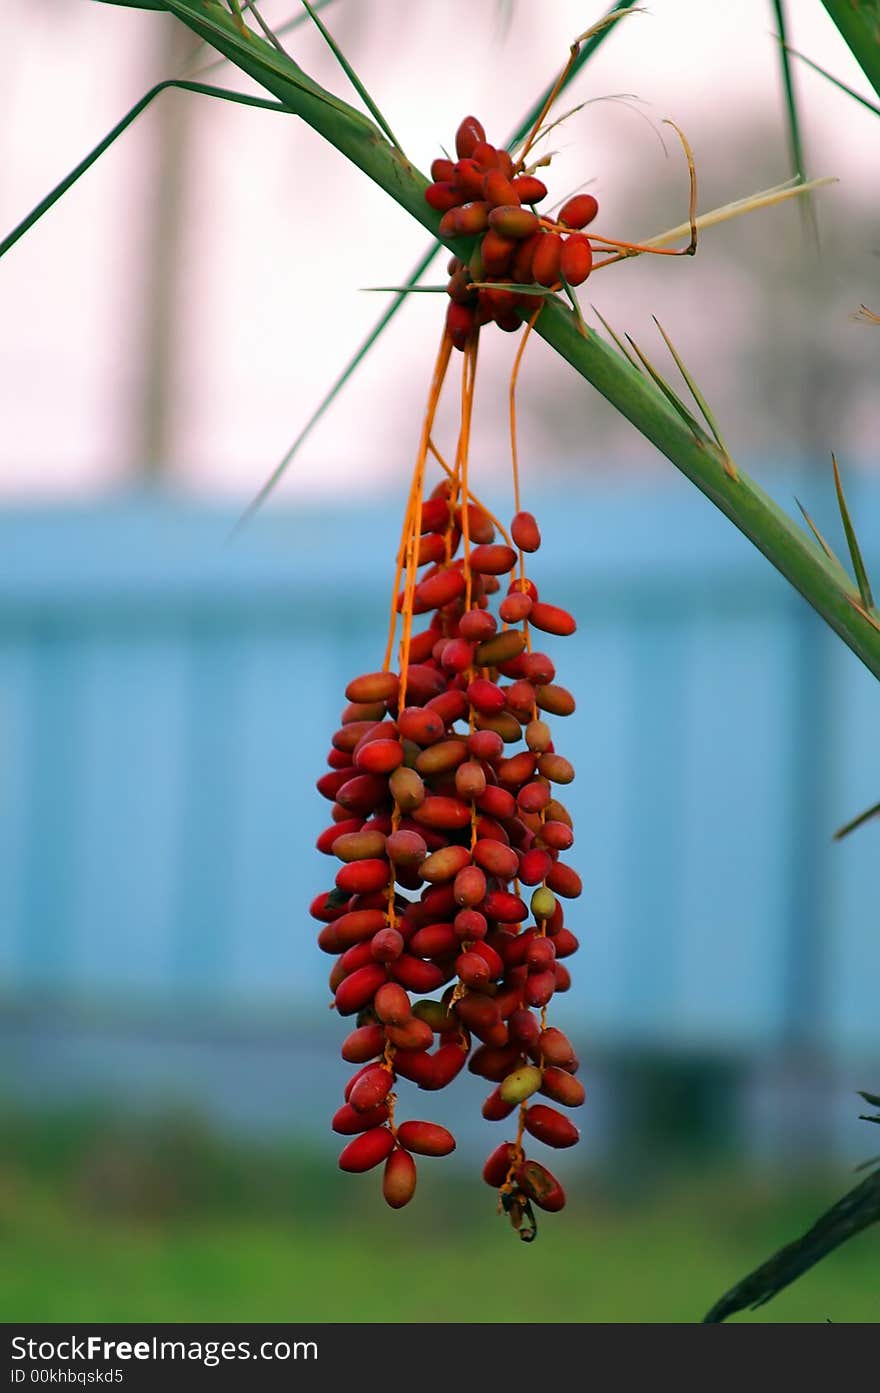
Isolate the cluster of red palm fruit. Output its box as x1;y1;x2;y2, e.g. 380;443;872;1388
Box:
312;481;583;1235
426;115;599;349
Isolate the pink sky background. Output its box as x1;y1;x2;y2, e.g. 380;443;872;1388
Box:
1;0;878;502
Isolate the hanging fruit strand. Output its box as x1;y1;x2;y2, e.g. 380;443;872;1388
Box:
312;88;702;1230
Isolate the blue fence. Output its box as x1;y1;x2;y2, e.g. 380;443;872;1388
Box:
1;476;879;1083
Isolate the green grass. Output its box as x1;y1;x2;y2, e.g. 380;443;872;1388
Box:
0;1109;877;1322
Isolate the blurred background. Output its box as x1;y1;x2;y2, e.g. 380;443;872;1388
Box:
1;0;879;1322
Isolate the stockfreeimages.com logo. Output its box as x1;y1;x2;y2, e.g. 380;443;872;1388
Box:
11;1336;318;1371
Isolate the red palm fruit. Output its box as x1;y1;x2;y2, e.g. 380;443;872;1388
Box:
507;575;539;602
439;638;474;674
480;228;516;275
518;782;551;815
539;753;575;785
544;798;572;829
389;767;426;813
468;728;504;761
470;139;500;169
455;115;486;159
335;774;389;817
532;232;564;286
561;232;593;286
383;1148;417;1209
469;1043;523;1082
519;847;553;885
469;543;518;575
334;963;388;1016
459;608;497;641
454;907;488;941
418;883;458;920
488;206;540;239
467;678;506;715
483;1141;517;1187
332;721;376;752
349;1065;394;1112
553;961;572;993
388;956;449;992
420;497;450;533
333;909;387;948
331;829;388;863
409;630;439;664
454;864;487;907
426;688;469;723
499;591;533;623
397;705;445;746
446;301;475;351
546;861;582;898
454;992;501;1033
344;1062;381;1101
385;1017;434;1051
446;268;476;309
516;1160;566;1212
338;1126;396;1172
324;746;354;769
341;1023;386;1063
453;158;487;200
403;665;448;705
386;829;428;867
337;941;377;979
532;600;577;636
396;1120;456;1156
431;157;455;182
417;534;447;569
342;700;387;724
412;796;470;831
496;148;515;178
352;719;396;753
474;629;526;667
493;978;527;1020
316;767;356;801
510;231;541;283
471;940;504;978
409;923;459;958
316;922;344;954
511;510;541;552
497;751;537;787
482;1086;517;1120
455;760;487;800
374;981;411;1025
332;1101;390;1135
526;937;555;969
540;1067;586;1108
456;950;491;989
416;740;468;777
512;175;548;203
484;891;526;924
317;817;362;854
558;193;599;229
472;837;518;878
345;672;399;704
538;1027;576;1067
371;927;404;962
475;787;517;823
458;502;496;544
523;1103;580;1149
335;859;390;896
551;928;579;958
524;970;556;1008
509;1008;541;1047
483;170;520;207
394;1041;467;1089
535;684;576;719
504;681;537;720
420;845;471;884
426;181;462;213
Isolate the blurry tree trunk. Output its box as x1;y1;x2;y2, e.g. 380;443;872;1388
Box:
136;20;197;482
